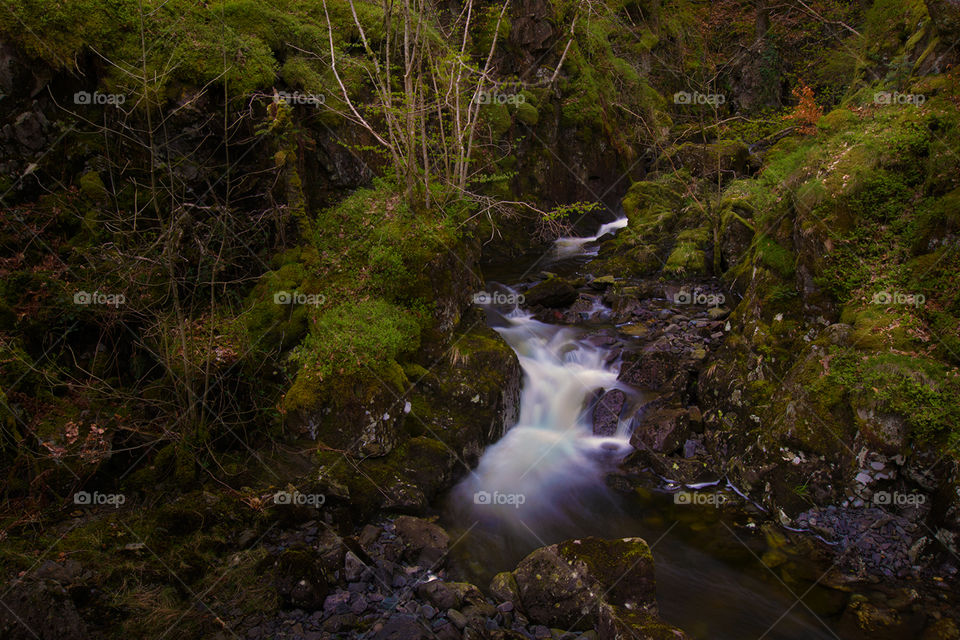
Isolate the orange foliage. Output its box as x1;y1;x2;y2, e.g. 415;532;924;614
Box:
783;80;823;135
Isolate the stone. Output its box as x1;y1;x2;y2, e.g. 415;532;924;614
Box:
446;609;467;630
592;389;626;436
630;405;690;455
524;278;579;308
511;537;657;630
417;580;461;610
393;516;451;566
489;571;520;604
372;616;430;640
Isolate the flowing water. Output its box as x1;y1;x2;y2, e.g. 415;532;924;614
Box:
443;218;848;640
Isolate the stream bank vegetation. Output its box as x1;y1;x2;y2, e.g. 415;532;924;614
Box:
1;0;959;638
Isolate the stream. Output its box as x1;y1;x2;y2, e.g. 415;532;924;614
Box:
442;218;845;640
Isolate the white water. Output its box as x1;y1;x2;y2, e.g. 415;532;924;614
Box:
446;217;844;640
553;216;628;258
450;310;633;533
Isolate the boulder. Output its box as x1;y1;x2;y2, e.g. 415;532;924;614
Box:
510;537;667;634
524;278;579;308
630;404;691;454
393;516;451;566
593;389;626;436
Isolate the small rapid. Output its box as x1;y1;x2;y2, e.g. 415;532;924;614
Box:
553;216;628;258
449;308;634;539
443;215;843;640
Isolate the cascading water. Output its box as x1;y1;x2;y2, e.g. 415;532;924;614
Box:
449;308;634;541
444;215;842;640
553;216;628;258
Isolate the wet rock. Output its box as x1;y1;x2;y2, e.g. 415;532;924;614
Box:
510;537;658;631
418;580;461;610
372;616;430;640
524;278;579;308
447;609;467;629
618;337;695;397
489;571;520;604
344;551;368;582
592;389;626;436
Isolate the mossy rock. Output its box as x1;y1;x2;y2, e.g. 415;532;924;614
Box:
523;277;578;308
513;101;539;126
481;102;511;137
664;241;707;276
511;537;658;631
78;171;107;201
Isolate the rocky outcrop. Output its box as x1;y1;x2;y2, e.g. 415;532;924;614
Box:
311;314;522;519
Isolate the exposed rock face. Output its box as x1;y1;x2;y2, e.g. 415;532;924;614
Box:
508;0;557;79
311;314;522;519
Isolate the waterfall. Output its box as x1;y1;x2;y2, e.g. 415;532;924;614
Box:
449;309;633;537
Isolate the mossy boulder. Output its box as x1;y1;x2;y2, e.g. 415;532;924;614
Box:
523;277;579;308
285;364;407;457
510;537;683;637
310;318;520;518
513;100;539;125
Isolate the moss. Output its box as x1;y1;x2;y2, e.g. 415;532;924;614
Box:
815;349;960;449
664;242;707;276
290;299;421;383
841;306;920;350
78;171;107;201
756;235;795;278
482;102;512;137
817;108;859;135
513;100;539;126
